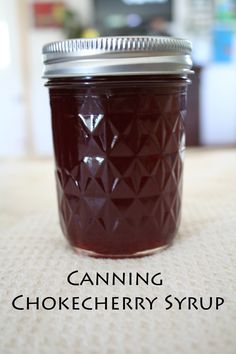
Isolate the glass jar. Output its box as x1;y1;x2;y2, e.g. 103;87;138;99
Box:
42;36;192;258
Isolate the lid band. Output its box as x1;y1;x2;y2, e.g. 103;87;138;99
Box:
42;36;192;78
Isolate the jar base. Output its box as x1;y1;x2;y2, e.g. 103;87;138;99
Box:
73;244;169;259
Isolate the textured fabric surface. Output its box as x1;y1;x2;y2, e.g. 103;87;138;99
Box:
0;149;236;354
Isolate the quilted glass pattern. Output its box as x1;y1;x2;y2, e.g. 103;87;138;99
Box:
49;78;187;256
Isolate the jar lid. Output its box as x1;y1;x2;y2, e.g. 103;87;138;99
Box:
42;36;192;78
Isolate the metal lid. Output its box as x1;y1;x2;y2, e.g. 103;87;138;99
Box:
42;36;192;78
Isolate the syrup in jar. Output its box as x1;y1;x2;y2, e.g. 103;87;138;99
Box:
43;36;192;257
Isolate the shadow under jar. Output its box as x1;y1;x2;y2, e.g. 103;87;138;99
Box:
42;36;192;258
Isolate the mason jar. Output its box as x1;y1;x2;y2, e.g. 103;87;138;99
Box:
42;36;192;258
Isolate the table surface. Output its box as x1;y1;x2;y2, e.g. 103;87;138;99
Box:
0;149;236;354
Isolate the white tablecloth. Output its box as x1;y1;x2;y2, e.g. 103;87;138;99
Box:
0;149;236;354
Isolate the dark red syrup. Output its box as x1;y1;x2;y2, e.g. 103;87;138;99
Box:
47;75;188;256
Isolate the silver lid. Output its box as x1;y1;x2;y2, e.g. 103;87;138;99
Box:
42;36;192;78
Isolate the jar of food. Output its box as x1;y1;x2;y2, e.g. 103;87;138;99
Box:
42;36;192;258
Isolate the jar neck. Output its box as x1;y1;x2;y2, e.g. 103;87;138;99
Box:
45;75;190;88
